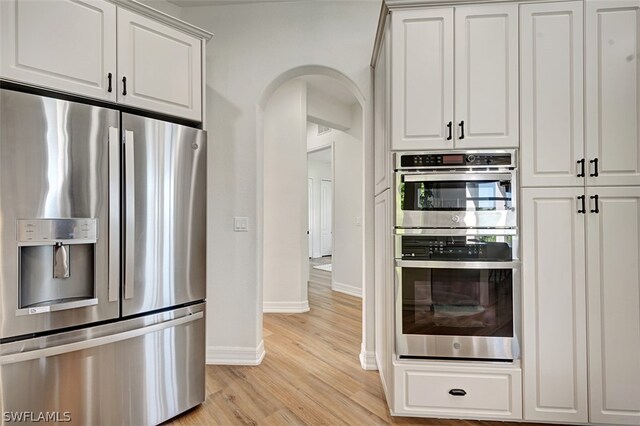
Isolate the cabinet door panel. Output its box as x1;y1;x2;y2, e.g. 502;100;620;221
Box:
117;8;202;121
586;1;640;186
520;2;584;187
0;0;116;102
374;190;393;402
455;4;519;148
375;27;390;196
587;186;640;425
391;8;454;150
521;188;588;423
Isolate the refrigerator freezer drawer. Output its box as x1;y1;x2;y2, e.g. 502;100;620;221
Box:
0;304;205;426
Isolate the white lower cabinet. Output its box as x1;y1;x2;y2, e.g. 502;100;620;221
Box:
393;362;522;420
374;189;394;403
586;187;640;425
522;186;640;425
521;188;588;423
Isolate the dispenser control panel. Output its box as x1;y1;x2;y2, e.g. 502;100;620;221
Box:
17;219;97;244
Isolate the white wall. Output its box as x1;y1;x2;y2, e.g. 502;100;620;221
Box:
306;114;363;298
180;1;379;366
307;88;352;131
263;79;309;313
307;150;332;259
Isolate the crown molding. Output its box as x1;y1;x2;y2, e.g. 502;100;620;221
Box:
109;0;214;40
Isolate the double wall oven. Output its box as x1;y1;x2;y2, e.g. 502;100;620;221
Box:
394;150;520;361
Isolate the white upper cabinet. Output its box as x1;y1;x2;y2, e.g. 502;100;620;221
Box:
586;186;640;425
390;4;518;151
0;0;117;102
586;0;640;186
0;0;206;122
521;187;588;423
520;2;584;187
454;4;519;149
375;25;391;195
391;8;454;151
117;8;202;122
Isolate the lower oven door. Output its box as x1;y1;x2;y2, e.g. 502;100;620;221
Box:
395;260;520;361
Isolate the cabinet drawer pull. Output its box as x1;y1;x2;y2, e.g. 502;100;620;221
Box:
122;76;127;96
577;159;585;178
449;389;467;396
446;121;453;141
458;121;465;140
590;194;599;214
589;158;599;177
107;73;113;93
578;195;586;214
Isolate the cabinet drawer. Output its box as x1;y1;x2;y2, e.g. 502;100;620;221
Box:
397;366;522;419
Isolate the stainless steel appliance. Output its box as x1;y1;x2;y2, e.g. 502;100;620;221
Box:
395;150;517;229
0;88;206;425
394;151;520;361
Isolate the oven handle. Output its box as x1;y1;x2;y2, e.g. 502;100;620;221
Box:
395;228;517;236
401;173;513;183
395;260;520;269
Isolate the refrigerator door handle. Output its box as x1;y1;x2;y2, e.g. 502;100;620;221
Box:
108;127;120;302
124;130;135;300
0;312;203;365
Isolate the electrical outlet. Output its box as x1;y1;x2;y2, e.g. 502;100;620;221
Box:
234;217;249;232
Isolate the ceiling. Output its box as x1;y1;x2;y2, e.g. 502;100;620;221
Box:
301;75;358;106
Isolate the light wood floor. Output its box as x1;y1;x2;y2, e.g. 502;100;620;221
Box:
167;258;547;426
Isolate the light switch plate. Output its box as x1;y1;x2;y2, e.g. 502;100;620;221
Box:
234;217;249;232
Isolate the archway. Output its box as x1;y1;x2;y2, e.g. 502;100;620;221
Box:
256;66;374;368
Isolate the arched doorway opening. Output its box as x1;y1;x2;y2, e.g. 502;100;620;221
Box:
256;66;373;367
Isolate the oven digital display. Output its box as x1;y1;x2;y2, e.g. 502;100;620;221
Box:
442;154;464;165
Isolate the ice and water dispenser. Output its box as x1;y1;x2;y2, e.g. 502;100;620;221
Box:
17;219;98;314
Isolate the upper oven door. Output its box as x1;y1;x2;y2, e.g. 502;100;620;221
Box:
395;171;517;229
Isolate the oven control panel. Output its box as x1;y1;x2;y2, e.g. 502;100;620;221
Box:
400;236;513;261
398;151;514;169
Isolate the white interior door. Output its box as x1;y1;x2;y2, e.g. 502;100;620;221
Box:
320;179;332;256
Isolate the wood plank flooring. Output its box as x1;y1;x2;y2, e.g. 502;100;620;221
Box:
167;258;548;426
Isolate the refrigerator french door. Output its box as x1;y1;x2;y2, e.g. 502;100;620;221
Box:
0;88;120;339
121;113;206;317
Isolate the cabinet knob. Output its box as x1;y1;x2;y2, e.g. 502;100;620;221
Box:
449;389;467;397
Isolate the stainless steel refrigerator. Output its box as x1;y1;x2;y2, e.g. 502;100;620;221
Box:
0;88;206;425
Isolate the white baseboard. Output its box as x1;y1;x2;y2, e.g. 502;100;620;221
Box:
206;340;266;365
332;280;362;298
360;342;377;370
263;300;310;313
